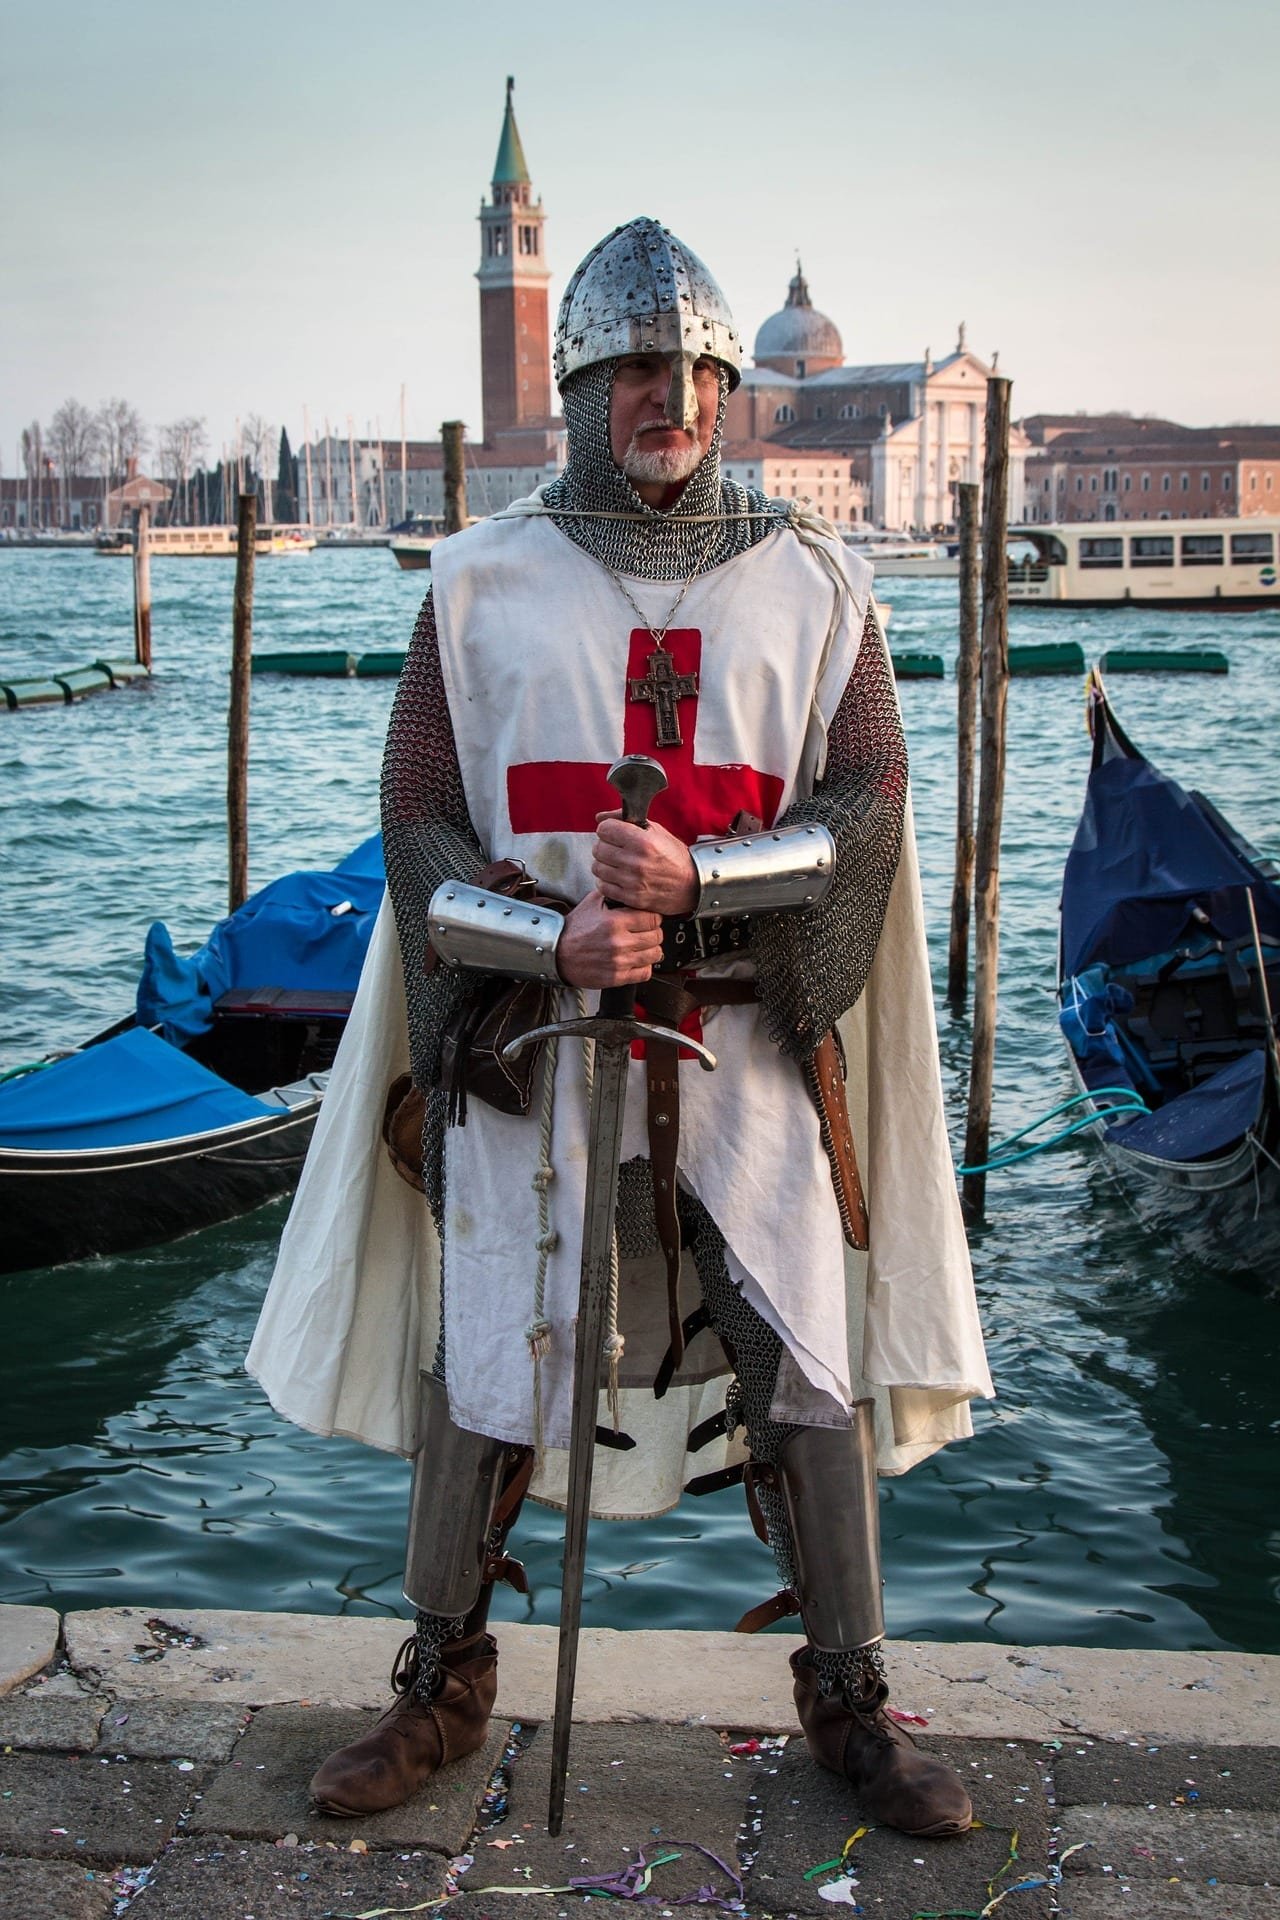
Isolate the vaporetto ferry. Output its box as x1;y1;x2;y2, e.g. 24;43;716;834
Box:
1007;517;1278;610
95;525;315;557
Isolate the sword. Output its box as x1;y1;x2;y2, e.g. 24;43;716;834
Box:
503;753;716;1835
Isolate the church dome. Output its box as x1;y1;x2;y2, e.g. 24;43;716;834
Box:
753;264;843;370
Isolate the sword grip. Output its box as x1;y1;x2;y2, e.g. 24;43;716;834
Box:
600;754;667;1020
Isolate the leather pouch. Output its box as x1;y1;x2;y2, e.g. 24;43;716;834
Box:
430;859;569;1127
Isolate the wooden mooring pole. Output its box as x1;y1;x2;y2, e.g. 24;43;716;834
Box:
442;420;467;535
961;378;1012;1225
948;480;981;1007
132;503;152;668
228;492;257;913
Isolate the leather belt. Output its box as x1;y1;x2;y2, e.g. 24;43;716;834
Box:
638;970;758;1375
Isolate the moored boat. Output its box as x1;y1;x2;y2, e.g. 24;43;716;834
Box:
1057;674;1280;1276
1010;517;1278;609
0;837;383;1273
95;525;316;557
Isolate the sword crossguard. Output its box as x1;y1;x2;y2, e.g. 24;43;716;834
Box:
506;1013;717;1075
502;1012;716;1072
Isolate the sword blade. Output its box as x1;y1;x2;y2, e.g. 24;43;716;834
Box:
548;1036;631;1836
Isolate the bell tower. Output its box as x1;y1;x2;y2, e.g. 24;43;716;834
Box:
477;78;552;446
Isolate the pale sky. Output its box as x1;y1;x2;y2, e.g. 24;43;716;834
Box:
3;0;1277;469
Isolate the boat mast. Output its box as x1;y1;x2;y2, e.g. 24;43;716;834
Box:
324;419;335;529
303;404;316;528
400;384;408;525
346;416;360;529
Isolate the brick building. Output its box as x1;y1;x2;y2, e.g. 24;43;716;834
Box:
1021;416;1280;523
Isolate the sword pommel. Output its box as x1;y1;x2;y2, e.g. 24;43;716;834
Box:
607;753;667;828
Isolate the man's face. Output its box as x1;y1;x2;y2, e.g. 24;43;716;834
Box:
609;353;721;497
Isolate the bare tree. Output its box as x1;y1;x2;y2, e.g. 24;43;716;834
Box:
95;398;149;490
156;416;208;524
240;414;271;496
49;400;101;527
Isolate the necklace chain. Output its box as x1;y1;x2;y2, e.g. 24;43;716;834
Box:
577;518;719;648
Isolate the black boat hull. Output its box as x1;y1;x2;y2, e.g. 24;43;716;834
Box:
0;1101;320;1276
1064;1051;1280;1279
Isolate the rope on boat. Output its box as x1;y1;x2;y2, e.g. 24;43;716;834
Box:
957;1086;1149;1176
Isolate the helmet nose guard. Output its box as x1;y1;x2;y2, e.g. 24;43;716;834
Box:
553;216;743;396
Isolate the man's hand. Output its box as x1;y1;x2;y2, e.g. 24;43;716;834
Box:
557;890;664;989
591;813;698;917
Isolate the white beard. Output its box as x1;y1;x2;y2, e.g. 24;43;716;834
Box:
621;433;705;486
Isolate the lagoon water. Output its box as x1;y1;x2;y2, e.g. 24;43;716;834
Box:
1;547;1277;1656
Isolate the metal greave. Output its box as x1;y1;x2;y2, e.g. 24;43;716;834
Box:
775;1398;884;1653
403;1371;515;1617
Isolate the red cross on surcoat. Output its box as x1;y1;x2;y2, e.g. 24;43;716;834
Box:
506;628;784;839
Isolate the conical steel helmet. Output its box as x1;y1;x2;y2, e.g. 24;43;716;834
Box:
553;216;743;393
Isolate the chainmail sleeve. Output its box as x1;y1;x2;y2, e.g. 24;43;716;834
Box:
380;590;488;1221
752;609;908;1061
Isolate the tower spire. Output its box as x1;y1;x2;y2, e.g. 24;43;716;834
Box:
493;74;530;188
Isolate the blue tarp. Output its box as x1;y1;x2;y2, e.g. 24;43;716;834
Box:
1062;753;1280;978
136;835;384;1044
0;1027;273;1152
1105;1049;1266;1162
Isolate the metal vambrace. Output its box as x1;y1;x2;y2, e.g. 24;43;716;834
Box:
428;881;565;982
775;1398;884;1653
403;1372;527;1616
688;821;836;918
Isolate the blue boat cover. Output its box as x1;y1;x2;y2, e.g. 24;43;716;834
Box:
0;1027;274;1152
1104;1049;1266;1162
1062;753;1280;978
136;835;384;1044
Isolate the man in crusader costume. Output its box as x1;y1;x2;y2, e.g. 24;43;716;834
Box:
249;219;991;1837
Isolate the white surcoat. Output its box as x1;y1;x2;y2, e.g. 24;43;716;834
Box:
248;503;992;1516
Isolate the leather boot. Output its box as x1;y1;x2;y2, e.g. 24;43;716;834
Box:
791;1647;972;1838
310;1629;498;1817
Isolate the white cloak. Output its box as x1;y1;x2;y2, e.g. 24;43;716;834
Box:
248;504;992;1516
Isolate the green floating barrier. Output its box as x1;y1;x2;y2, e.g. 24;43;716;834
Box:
1;677;69;711
1008;640;1085;676
355;650;408;677
891;652;945;679
94;657;152;685
251;650;355;677
53;666;114;700
1099;647;1228;675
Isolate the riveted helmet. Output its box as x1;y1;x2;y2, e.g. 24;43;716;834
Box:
553;216;743;394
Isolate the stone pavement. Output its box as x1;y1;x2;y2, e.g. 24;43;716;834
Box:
0;1606;1274;1920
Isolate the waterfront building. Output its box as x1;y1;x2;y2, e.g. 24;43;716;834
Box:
723;267;1029;531
1021;416;1280;523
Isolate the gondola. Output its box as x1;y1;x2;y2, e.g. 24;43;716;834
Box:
1058;673;1280;1276
0;837;384;1274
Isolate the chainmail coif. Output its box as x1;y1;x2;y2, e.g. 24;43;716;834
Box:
541;361;780;579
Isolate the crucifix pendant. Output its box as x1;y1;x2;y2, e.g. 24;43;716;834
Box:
628;641;699;750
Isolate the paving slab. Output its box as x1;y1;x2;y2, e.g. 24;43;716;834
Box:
747;1736;1052;1918
61;1610;1280;1743
0;1604;60;1695
0;1692;106;1752
94;1699;252;1762
187;1706;508;1854
1058;1803;1278;1885
1056;1887;1280;1918
0;1751;207;1865
1053;1740;1280;1813
457;1724;746;1897
128;1836;451;1920
0;1857;115;1919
